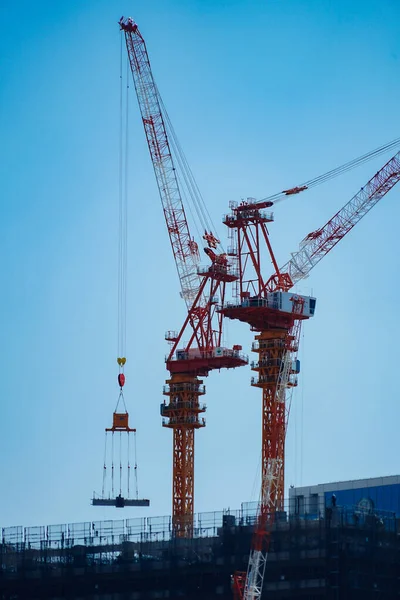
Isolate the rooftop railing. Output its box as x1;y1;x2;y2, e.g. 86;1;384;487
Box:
1;500;397;551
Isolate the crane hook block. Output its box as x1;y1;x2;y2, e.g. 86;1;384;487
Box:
117;357;126;366
118;373;126;388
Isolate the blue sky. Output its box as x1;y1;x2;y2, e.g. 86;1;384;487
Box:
0;0;399;528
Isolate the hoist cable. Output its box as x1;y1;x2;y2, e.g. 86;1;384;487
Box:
157;90;224;251
117;49;130;359
302;137;400;188
175;135;221;245
111;433;115;497
300;328;305;486
101;34;137;504
122;58;129;355
117;37;126;358
167;113;225;253
127;433;131;498
165;112;208;233
119;432;123;495
134;431;139;500
156;91;206;229
259;136;400;204
102;435;107;497
175;170;203;245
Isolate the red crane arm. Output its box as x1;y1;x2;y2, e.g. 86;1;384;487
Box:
119;18;200;305
276;151;400;290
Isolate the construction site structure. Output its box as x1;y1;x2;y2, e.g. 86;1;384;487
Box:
119;17;247;538
2;486;400;599
222;151;400;600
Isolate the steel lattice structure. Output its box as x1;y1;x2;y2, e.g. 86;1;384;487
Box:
276;152;400;289
119;17;247;537
226;151;400;600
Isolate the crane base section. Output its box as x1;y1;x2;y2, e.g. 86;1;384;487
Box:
92;496;150;508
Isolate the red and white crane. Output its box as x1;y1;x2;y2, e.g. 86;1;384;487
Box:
119;17;247;537
226;150;400;600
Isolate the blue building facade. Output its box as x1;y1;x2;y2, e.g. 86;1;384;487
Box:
324;483;400;515
290;475;400;518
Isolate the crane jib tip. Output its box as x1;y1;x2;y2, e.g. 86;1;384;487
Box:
119;17;138;33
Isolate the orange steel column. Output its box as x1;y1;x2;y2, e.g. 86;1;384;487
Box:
251;330;290;510
161;373;205;537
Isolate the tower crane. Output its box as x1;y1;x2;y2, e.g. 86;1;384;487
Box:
119;17;248;537
223;150;400;600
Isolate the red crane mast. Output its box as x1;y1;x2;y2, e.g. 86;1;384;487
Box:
119;17;247;537
225;150;400;600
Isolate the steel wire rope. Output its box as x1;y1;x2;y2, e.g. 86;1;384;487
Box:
134;431;139;500
175;170;204;250
166;118;209;237
172;133;227;251
300;328;305;487
171;131;214;239
121;57;130;358
117;45;130;359
175;169;208;326
259;136;400;204
119;432;123;495
183;158;221;250
157;90;225;252
169;122;225;252
302;137;400;187
154;91;213;311
102;435;108;497
294;387;297;488
156;91;208;231
118;34;125;358
165;117;228;263
115;389;128;413
111;433;115;497
127;433;131;498
109;38;124;502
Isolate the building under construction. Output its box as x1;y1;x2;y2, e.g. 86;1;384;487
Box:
1;476;400;599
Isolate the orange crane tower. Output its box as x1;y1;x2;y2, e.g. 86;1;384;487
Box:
119;17;247;537
226;151;400;600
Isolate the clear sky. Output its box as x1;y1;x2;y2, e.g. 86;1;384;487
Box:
1;0;400;528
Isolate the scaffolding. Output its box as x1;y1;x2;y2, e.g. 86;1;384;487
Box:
1;501;399;599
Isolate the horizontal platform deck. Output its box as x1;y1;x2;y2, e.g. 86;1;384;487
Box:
92;496;150;508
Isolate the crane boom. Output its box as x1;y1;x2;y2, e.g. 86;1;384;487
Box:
120;17;247;537
120;18;200;305
279;151;400;289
